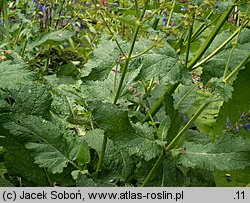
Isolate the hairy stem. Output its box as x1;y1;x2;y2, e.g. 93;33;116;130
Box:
95;134;108;174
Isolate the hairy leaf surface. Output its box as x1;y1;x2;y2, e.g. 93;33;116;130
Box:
3;115;90;174
174;134;250;171
89;101;161;161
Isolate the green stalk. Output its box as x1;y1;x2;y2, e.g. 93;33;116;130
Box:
95;0;149;176
223;22;244;80
167;0;176;27
185;13;195;68
191;11;213;41
94;134;108;174
187;1;238;70
142;150;165;187
3;0;11;49
14;22;24;47
143;83;179;122
44;46;51;74
224;53;250;83
175;83;200;109
113;0;148;104
192;21;249;70
165;102;209;151
142;102;209;186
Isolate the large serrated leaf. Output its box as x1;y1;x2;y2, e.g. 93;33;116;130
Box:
174;134;250;171
80;37;121;81
0;83;52;118
0;62;36;89
3;115;90;174
89;101;161;161
136;41;181;84
0;126;49;186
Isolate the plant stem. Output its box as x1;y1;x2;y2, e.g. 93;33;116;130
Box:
143;83;179;122
185;13;195;68
192;21;249;70
113;0;148;104
175;83;200;109
187;1;238;70
99;12;127;57
224;53;250;83
167;0;176;27
142;150;165;187
95;134;108;174
45;46;51;74
3;0;11;49
95;0;148;176
165;102;209;151
223;22;244;80
142;102;209;186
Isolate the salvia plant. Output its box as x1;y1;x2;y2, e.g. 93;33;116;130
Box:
0;0;250;187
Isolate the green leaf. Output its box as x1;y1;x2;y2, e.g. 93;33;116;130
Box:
135;157;189;186
164;94;183;142
89;101;161;161
0;62;36;89
80;74;115;103
214;63;250;136
80;37;121;81
0;162;7;177
161;158;190;186
173;84;197;113
0;126;49;186
27;30;75;50
76;173;114;187
0;179;15;187
174;134;250;171
201;29;250;83
83;129;134;182
3;115;90;174
0;83;52;118
136;41;181;84
83;129;105;155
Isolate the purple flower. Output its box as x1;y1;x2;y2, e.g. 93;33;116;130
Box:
162;17;167;26
39;3;46;11
171;22;175;27
244;124;250;130
226;117;231;127
235;9;239;15
235;126;239;133
181;5;186;11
